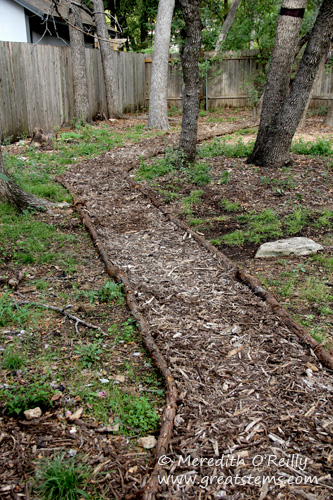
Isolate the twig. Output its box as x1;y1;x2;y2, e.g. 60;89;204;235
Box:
16;300;105;335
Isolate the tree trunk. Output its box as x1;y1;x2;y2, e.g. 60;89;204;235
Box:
177;0;202;165
93;0;121;118
248;0;308;165
68;0;90;123
147;0;175;130
298;52;326;129
324;100;333;126
0;144;48;211
247;0;333;168
215;0;242;51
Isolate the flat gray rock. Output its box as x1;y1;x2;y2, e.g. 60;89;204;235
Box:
255;237;323;258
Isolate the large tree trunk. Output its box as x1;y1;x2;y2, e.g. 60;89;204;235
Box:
247;0;333;168
68;0;90;123
324;100;333;126
248;0;308;165
215;0;242;51
0;144;48;211
147;0;175;130
93;0;121;118
177;0;202;165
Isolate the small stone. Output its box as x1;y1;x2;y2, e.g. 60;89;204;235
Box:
255;237;323;259
24;407;42;420
68;449;77;457
174;415;185;427
113;375;125;383
96;423;120;433
99;378;110;384
137;435;157;449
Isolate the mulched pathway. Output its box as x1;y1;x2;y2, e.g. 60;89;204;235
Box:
60;124;333;500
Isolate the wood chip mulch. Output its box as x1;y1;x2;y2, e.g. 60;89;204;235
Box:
59;125;333;500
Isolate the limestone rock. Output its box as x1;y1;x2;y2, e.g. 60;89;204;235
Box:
137;435;157;449
255;237;323;259
24;407;42;420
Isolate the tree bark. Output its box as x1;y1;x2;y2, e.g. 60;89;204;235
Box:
68;0;90;123
324;100;333;126
298;52;326;128
147;0;175;130
0;144;48;211
215;0;242;51
247;0;333;168
248;0;308;165
93;0;121;118
177;0;202;165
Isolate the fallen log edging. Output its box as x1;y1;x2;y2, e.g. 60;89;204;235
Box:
129;180;333;372
59;183;178;500
235;269;333;370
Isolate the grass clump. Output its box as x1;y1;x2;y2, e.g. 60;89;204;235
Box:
220;199;241;212
182;190;204;215
0;291;40;328
34;453;90;500
135;147;177;181
2;345;26;370
198;138;254;159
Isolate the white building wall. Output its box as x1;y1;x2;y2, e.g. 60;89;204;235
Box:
0;0;28;42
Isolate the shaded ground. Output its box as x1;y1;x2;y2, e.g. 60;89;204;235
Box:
59;126;333;499
0;110;332;499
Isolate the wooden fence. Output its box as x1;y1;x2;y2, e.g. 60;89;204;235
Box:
145;50;333;110
1;43;332;141
0;41;146;140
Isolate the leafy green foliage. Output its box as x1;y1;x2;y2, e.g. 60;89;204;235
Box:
1;380;53;416
74;340;104;368
291;138;332;156
34;453;90;500
198;138;254;159
98;281;125;304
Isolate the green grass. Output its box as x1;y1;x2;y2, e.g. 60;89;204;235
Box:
74;340;105;368
210;207;333;247
291;138;332;156
181;190;204;215
0;203;76;268
0;291;40;328
198;138;254;159
34;453;90;500
220;199;241;212
1;379;54;416
1;345;26;370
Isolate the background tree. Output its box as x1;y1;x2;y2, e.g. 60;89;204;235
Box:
324;100;333;126
68;0;91;123
0;128;48;211
177;0;202;165
215;0;242;51
93;0;121;118
248;0;309;165
147;0;175;130
247;0;333;168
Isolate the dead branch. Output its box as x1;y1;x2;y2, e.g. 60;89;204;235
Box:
58;181;178;500
16;300;106;335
